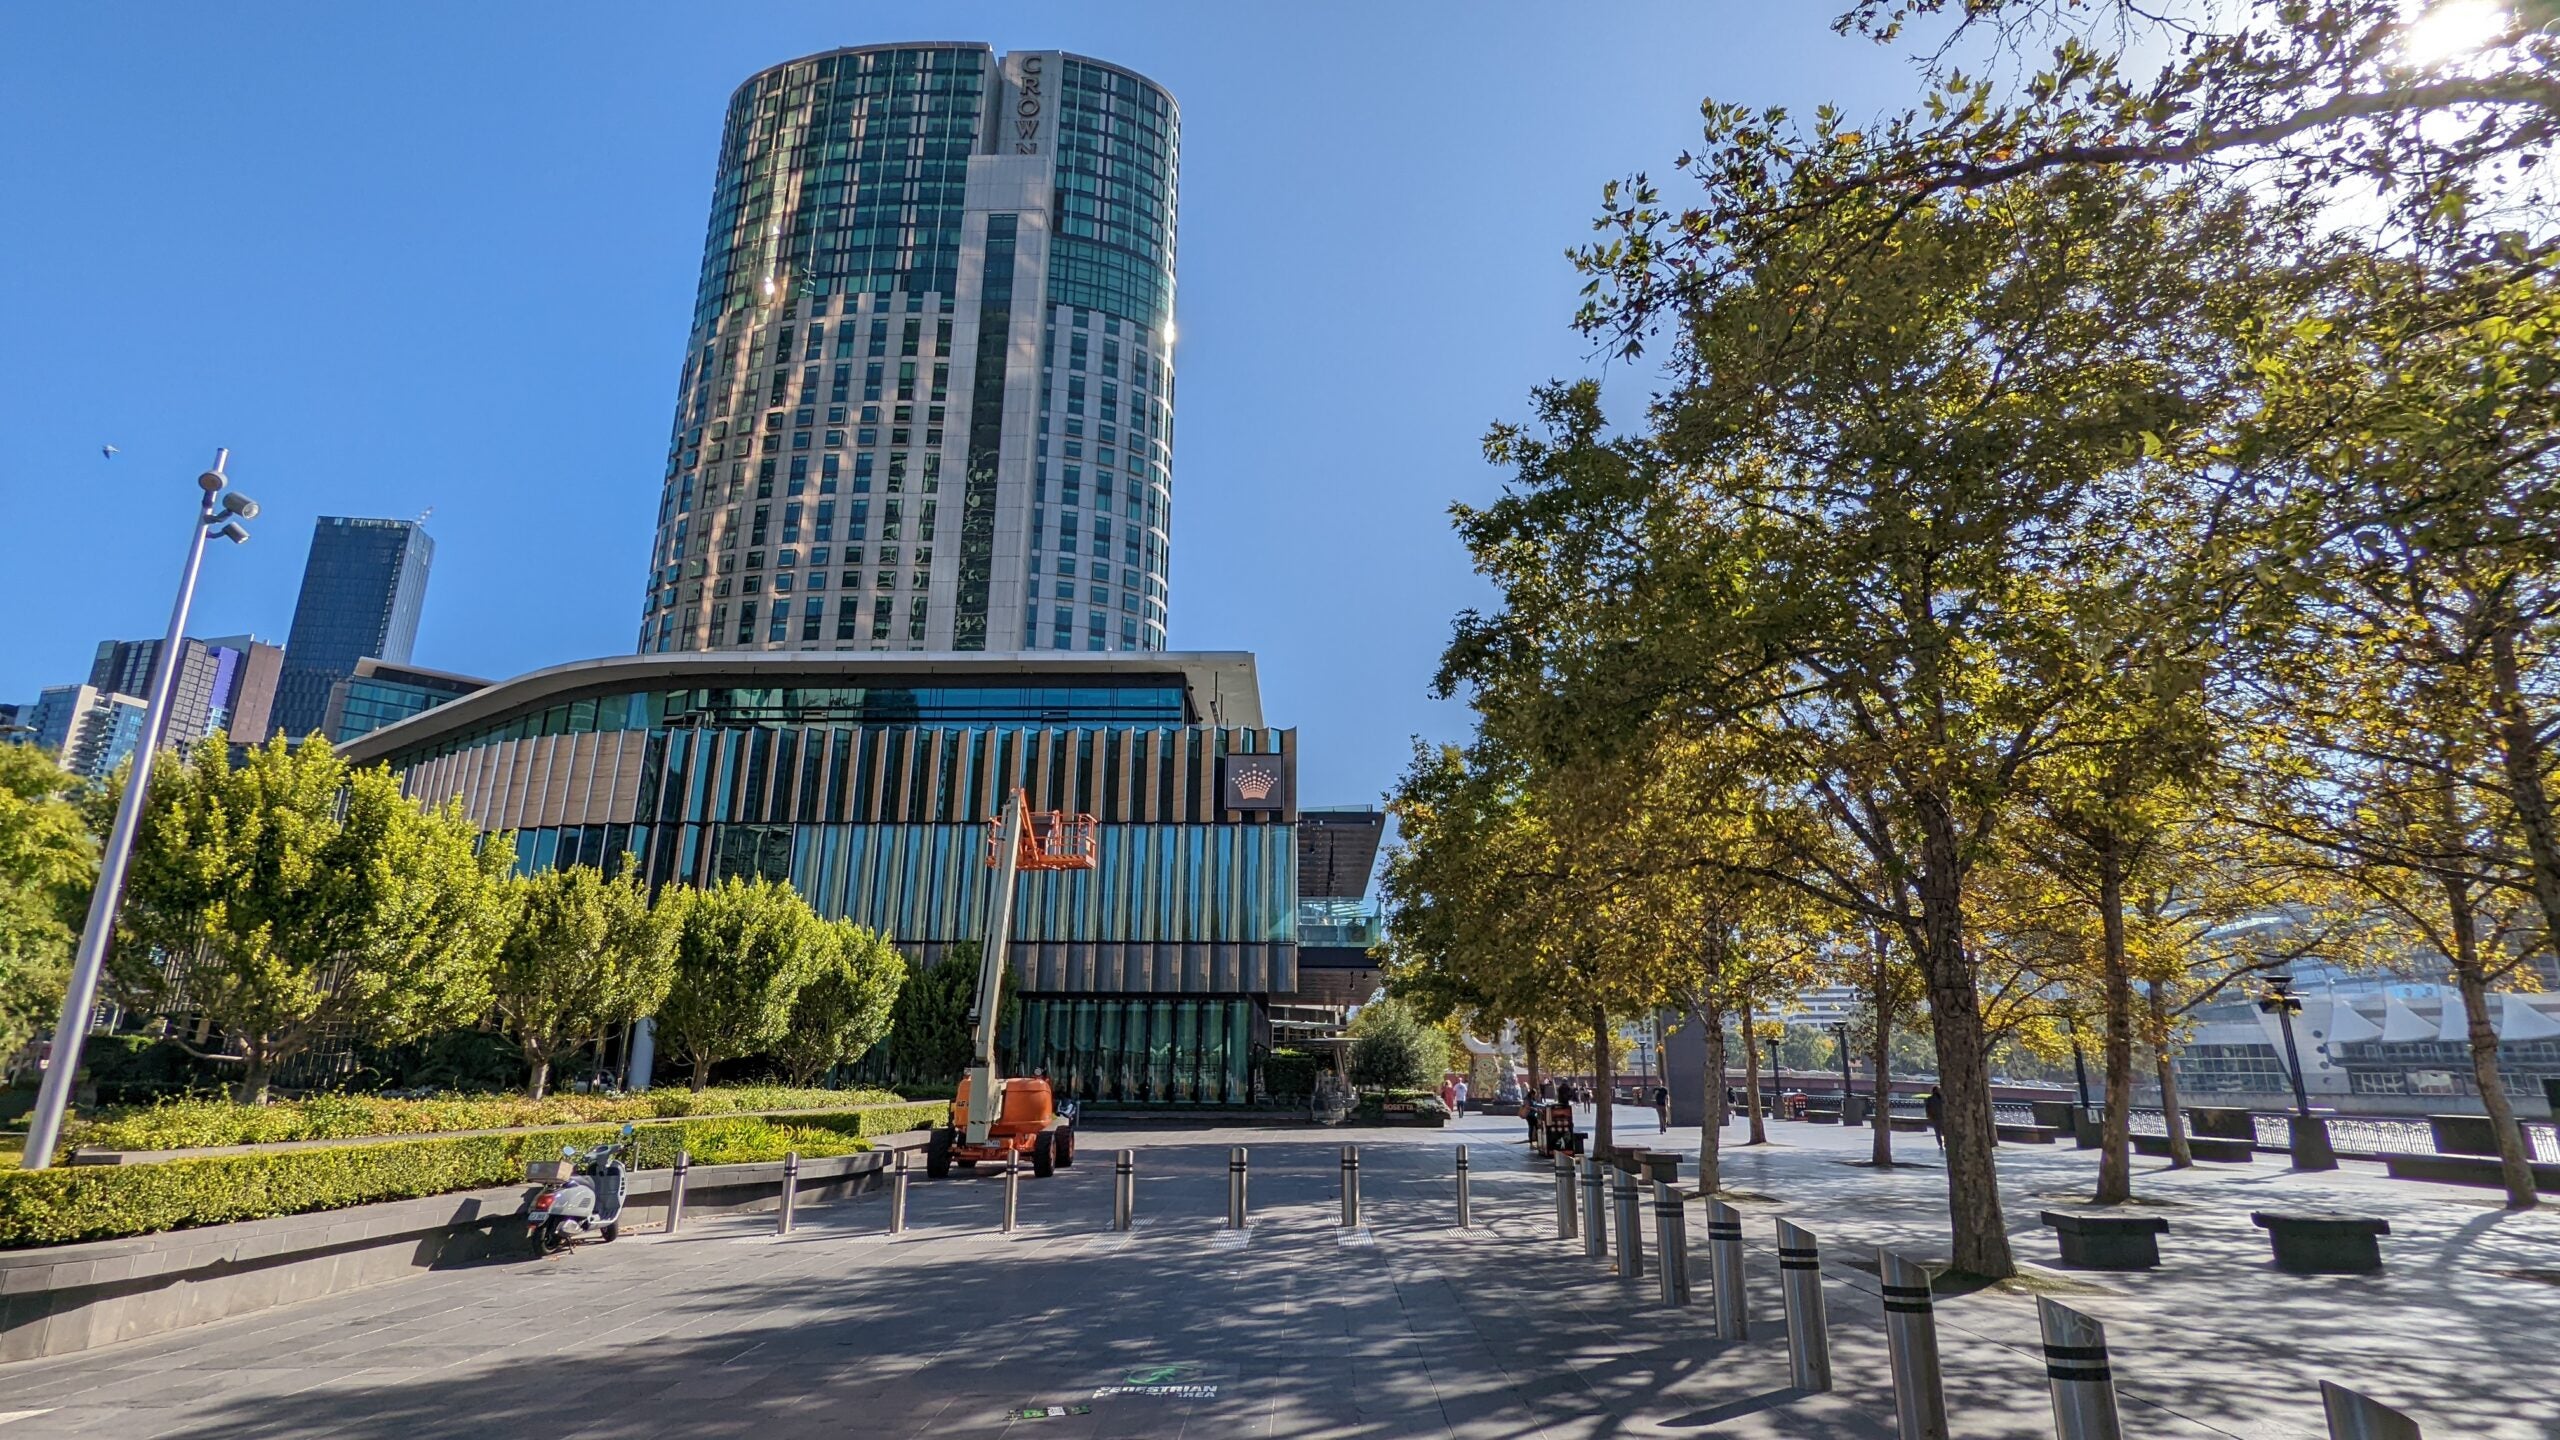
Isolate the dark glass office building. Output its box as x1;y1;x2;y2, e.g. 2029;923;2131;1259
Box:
272;517;435;738
342;650;1295;1103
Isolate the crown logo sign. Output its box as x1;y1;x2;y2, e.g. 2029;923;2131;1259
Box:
1231;764;1279;802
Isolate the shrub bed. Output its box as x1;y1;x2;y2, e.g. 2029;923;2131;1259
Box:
0;1102;944;1250
66;1085;909;1153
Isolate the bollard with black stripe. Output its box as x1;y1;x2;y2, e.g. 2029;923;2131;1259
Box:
1707;1198;1748;1341
1774;1218;1831;1391
1228;1146;1249;1230
1554;1152;1577;1241
1111;1149;1134;1232
2319;1379;2423;1439
1877;1248;1949;1440
889;1149;910;1235
1339;1144;1361;1228
666;1148;691;1236
1582;1155;1609;1260
1456;1145;1472;1229
2037;1297;2123;1440
775;1151;800;1237
1612;1166;1646;1279
1653;1181;1691;1306
1002;1155;1021;1234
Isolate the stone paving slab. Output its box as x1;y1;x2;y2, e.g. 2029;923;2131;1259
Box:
0;1109;2550;1436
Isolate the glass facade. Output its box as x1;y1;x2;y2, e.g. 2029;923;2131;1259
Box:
361;658;1298;1103
325;663;489;744
273;517;434;739
645;45;1179;658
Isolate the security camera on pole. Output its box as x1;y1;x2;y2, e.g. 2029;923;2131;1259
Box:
20;451;257;1171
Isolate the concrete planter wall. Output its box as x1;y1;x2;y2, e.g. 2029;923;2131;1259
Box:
0;1136;923;1363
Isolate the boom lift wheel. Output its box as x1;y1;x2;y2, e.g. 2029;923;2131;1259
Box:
1031;1130;1057;1178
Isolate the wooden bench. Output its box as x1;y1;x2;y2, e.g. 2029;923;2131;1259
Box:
2040;1210;2169;1269
2132;1133;2255;1164
1997;1123;2059;1145
1886;1114;1933;1133
2252;1212;2388;1274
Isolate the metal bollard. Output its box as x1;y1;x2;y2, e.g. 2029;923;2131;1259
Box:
775;1151;800;1237
1611;1167;1645;1279
888;1149;909;1235
1878;1248;1949;1440
1707;1199;1748;1340
2320;1381;2423;1440
2037;1297;2123;1440
1581;1156;1608;1260
665;1148;690;1236
1339;1145;1361;1228
1228;1146;1250;1229
1554;1152;1577;1240
1002;1155;1021;1234
1653;1181;1691;1306
1774;1219;1831;1392
1113;1149;1135;1232
1455;1146;1472;1229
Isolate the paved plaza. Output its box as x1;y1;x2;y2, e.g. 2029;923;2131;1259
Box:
0;1108;2554;1438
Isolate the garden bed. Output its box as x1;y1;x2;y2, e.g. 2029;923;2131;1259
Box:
0;1102;947;1249
60;1085;909;1154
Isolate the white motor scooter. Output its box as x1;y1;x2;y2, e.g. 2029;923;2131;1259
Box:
523;1125;634;1255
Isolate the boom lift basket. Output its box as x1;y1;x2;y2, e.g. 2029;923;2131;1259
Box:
986;789;1098;872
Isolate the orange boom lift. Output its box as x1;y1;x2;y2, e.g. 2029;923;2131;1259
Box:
924;789;1092;1179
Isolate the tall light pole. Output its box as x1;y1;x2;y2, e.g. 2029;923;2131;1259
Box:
1831;1021;1854;1125
2257;972;2337;1171
21;452;255;1170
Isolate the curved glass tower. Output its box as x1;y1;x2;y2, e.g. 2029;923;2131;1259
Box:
641;44;1179;656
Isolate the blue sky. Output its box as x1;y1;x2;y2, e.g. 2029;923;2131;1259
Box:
0;3;1919;808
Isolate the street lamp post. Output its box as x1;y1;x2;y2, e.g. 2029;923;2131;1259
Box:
1765;1035;1783;1119
1831;1021;1854;1125
2258;973;2337;1170
20;452;255;1171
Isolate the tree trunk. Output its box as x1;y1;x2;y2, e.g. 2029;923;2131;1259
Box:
2446;876;2538;1210
1590;1005;1616;1160
1699;998;1726;1195
691;1055;711;1094
2488;622;2560;953
1871;930;1895;1168
527;1056;552;1101
1916;800;2016;1279
1741;999;1767;1145
2094;845;2135;1205
1524;1028;1542;1097
2150;981;2193;1168
236;1060;273;1107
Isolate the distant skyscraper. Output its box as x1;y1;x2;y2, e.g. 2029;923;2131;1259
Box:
88;636;279;749
640;44;1178;658
25;684;149;781
200;634;285;741
272;517;434;738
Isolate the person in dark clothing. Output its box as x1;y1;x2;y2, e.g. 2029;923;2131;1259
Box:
1651;1084;1670;1132
1923;1088;1944;1149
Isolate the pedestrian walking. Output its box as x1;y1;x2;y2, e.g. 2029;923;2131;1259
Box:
1923;1087;1944;1150
1455;1076;1470;1113
1440;1076;1458;1116
1652;1083;1670;1133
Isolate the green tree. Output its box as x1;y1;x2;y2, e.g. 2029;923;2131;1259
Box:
491;862;677;1098
656;875;832;1093
115;734;514;1103
1346;995;1449;1092
0;746;97;1080
880;942;1016;1090
773;919;906;1086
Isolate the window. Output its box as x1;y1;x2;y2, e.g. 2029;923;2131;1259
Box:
871;596;894;639
837;595;860;640
801;596;824;641
906;597;928;641
736;600;758;644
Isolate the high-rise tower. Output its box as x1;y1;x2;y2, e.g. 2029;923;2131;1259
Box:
641;44;1178;656
272;517;435;738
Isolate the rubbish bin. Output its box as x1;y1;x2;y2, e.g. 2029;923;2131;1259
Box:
1843;1094;1872;1127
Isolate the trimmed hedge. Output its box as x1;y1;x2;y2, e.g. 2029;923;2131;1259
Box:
0;1102;947;1250
67;1085;909;1153
1263;1049;1319;1099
